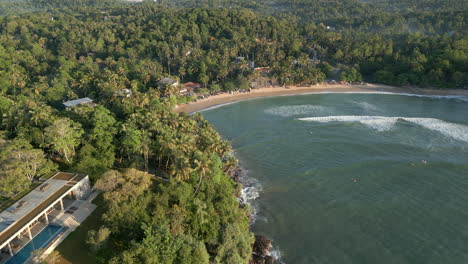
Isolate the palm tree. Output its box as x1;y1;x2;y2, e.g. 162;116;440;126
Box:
193;152;212;196
139;130;152;171
223;155;238;174
159;132;177;169
173;156;192;182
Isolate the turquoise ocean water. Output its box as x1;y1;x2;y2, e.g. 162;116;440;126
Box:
202;93;468;264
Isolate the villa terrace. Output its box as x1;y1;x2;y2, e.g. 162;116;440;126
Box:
0;172;93;264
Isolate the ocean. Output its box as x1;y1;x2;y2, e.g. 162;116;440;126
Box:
201;93;468;264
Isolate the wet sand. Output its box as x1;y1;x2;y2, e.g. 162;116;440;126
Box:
174;83;468;114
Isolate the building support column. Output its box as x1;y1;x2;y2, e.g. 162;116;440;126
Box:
27;225;33;240
44;213;49;224
59;199;64;211
7;242;13;256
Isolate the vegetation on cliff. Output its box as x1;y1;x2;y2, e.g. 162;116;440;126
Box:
0;0;466;262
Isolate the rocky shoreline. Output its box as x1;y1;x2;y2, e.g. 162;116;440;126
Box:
230;166;277;264
250;235;275;264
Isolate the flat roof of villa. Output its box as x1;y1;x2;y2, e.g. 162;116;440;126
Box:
0;173;88;247
63;97;93;107
52;172;76;181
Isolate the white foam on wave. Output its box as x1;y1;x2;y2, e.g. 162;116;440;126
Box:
269;246;285;263
361;117;398;131
300;116;398;132
353;101;381;113
298;116;468;142
237;169;263;224
265;105;331;117
235;168;285;263
241;185;262;203
407;118;468;143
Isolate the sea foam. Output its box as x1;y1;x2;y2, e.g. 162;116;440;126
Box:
298;116;468;142
236;168;285;263
269;246;285;264
352;101;381;113
237;168;263;224
265;105;331;117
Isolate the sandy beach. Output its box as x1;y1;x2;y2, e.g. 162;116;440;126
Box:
174;83;468;114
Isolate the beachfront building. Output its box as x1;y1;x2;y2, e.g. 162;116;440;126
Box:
0;172;95;264
180;82;202;95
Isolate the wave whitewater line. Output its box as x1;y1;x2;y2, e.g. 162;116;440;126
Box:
298;116;468;142
265;105;331;117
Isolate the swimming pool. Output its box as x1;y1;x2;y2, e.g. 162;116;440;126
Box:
6;225;66;264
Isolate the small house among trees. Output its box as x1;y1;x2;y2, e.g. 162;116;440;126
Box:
114;89;133;98
157;78;179;88
253;67;271;73
63;98;94;108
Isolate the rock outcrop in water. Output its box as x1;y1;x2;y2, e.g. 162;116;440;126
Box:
250;235;275;264
229;166;243;183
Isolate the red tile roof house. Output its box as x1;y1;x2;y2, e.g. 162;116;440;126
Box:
254;67;271;73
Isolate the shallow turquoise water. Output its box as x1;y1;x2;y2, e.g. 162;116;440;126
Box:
202;93;468;264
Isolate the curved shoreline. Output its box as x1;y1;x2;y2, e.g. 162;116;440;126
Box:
174;84;468;114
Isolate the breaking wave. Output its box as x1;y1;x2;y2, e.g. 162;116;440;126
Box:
269;246;285;264
237;167;263;224
299;116;398;132
265;105;331;117
240;181;262;221
298;116;468;142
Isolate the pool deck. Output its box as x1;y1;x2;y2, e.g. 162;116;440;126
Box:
0;185;73;249
40;192;98;261
0;173;93;263
0;192;98;263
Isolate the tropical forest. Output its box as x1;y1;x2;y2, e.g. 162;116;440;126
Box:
0;0;466;263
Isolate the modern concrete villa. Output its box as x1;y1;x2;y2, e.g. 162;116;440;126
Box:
0;172;96;264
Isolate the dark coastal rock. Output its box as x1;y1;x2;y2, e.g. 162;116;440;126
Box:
254;235;271;255
230;167;243;183
250;235;275;264
265;256;275;264
251;255;275;264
